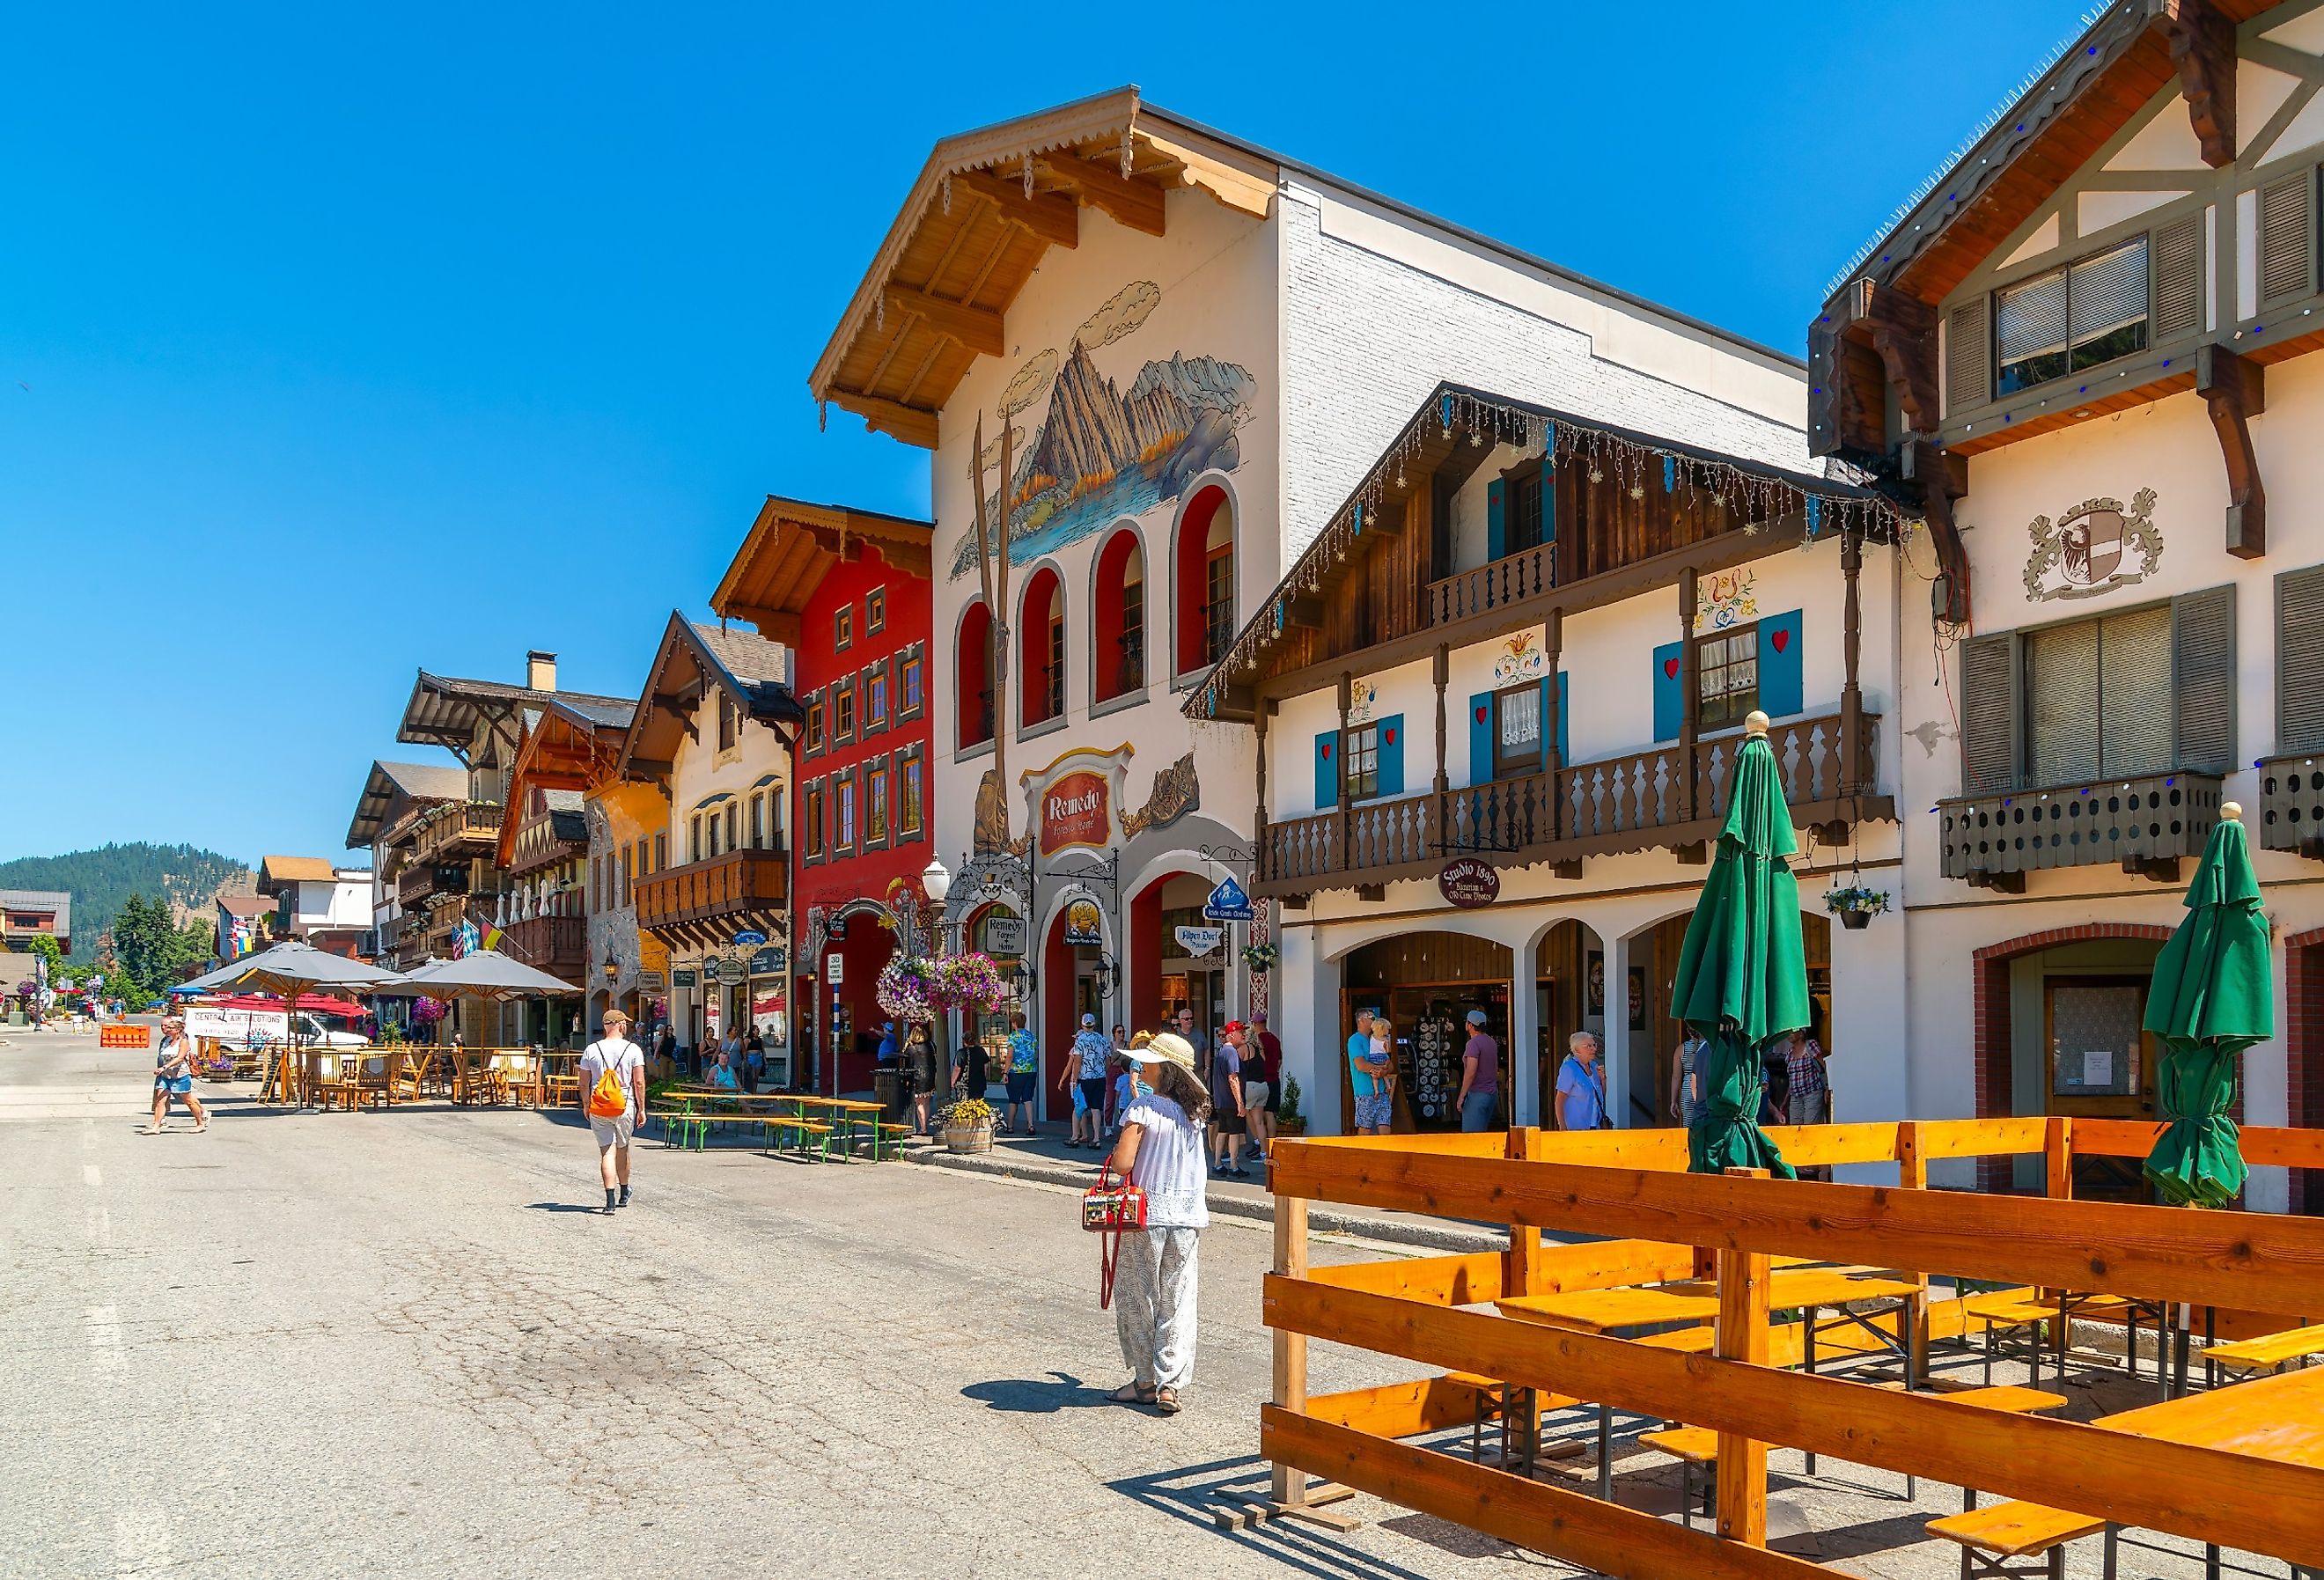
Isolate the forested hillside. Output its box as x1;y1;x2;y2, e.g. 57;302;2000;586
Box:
0;843;254;962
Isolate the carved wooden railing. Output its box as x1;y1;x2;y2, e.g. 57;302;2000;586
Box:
414;802;505;863
1425;543;1554;626
2258;751;2324;858
1940;768;2221;881
1258;711;1879;893
635;847;788;930
504;915;587;977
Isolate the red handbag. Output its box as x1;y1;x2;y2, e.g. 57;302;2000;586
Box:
1081;1164;1148;1309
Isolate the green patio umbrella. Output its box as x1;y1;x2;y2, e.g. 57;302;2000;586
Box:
2142;802;2271;1209
1670;712;1804;1179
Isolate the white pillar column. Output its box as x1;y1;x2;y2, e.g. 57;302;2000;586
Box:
1506;952;1541;1127
1601;930;1634;1128
1285;927;1342;1135
1828;910;1909;1185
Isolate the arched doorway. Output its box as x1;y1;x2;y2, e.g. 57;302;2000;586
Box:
824;905;898;1098
1339;932;1513;1134
1624;909;1832;1132
1129;871;1229;1046
1041;899;1107;1123
1531;919;1611;1123
1971;924;2172;1197
956;900;1026;1101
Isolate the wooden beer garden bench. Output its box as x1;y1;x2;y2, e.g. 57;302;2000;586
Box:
2203;1323;2324;1384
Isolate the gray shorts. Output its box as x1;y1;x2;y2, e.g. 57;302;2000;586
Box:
589;1111;635;1149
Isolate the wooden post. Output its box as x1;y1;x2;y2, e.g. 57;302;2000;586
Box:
1431;643;1451;797
1542;611;1564;843
1897;1120;1930;1386
1715;1167;1770;1547
1677;568;1700;820
1839;525;1864;798
1271;1194;1311;1507
1504;1127;1545;1294
2044;1116;2074;1201
1254;702;1271;883
1335;672;1353;877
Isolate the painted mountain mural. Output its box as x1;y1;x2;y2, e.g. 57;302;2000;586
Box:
951;280;1255;578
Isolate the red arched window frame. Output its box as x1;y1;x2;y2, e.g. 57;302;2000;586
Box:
1092;530;1144;704
1019;568;1064;728
1174;486;1233;675
956;600;993;749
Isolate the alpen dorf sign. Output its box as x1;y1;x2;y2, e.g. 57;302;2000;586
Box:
1438;857;1501;909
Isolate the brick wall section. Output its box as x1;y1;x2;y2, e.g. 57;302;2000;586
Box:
1276;194;1811;559
2289;926;2324;1214
1969;923;2173;1193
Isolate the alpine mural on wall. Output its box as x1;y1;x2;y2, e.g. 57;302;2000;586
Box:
949;278;1255;578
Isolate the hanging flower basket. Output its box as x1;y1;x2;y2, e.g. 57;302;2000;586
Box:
875;956;943;1021
1240;942;1279;975
1824;883;1890;930
936;952;1011;1013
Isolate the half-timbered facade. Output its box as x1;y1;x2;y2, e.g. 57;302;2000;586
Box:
1206;384;1907;1135
1810;0;2324;1209
617;615;800;1071
811;88;1814;1118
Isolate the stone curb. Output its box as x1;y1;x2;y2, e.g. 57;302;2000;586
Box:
902;1143;1506;1253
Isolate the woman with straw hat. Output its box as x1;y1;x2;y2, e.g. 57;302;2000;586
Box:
1103;1031;1211;1415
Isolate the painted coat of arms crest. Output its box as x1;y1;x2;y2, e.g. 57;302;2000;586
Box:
2024;489;2162;601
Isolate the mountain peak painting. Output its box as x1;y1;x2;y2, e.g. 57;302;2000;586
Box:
951;279;1255;578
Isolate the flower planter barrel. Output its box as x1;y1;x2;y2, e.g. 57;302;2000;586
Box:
944;1124;995;1155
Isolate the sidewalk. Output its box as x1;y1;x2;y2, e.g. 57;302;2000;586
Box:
902;1123;1506;1253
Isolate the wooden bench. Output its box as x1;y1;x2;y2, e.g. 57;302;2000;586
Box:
2203;1323;2324;1383
1636;1426;1720;1527
648;1107;711;1151
872;1122;913;1160
1927;1501;2104;1579
1962;1297;2058;1385
765;1118;835;1163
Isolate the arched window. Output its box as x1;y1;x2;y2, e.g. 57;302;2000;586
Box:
956;600;993;749
1092;528;1145;704
1019;567;1065;728
1174;485;1235;675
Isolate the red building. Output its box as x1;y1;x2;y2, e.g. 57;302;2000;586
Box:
710;496;934;1095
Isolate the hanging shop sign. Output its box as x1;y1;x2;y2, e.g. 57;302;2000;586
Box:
1063;899;1105;948
982;915;1026;957
1202;875;1254;922
714;957;747;986
827;915;849;941
670;968;699;988
1173;925;1224;959
639;970;666;992
1040;770;1111;856
747;945;786;978
732;929;769;948
1438;857;1502;909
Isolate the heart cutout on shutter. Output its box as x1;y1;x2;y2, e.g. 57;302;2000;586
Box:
1320;743;1332;760
1384;727;1396;745
1770;628;1791;653
1663;657;1680;680
1474;706;1487;724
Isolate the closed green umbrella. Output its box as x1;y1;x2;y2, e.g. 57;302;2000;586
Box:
1671;712;1804;1179
2143;802;2270;1209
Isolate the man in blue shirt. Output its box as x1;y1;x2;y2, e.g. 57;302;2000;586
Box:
1003;1010;1040;1137
1554;1031;1607;1131
1348;1007;1392;1135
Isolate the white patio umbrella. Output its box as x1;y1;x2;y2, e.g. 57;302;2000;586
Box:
383;949;580;1000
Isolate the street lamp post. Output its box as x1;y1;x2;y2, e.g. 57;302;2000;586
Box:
919;858;952;1097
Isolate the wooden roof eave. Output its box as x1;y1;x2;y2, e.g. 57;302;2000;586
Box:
711;496;937;639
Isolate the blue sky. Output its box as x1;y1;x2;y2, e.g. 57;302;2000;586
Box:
4;1;2082;866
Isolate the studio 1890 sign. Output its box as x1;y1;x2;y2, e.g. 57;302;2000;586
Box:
1438;857;1501;909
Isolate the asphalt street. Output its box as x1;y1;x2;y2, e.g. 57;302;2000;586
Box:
4;1029;2235;1580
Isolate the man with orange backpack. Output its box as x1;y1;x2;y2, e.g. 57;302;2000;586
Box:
580;1010;647;1213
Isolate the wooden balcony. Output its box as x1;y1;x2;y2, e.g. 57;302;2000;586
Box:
1425;542;1554;627
1258;711;1882;896
415;802;505;863
1939;770;2225;890
635;847;787;933
504;915;587;983
396;862;467;908
2255;752;2324;858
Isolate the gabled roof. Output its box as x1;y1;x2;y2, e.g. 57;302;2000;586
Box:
710;495;934;642
397;671;632;757
345;759;468;849
217;893;276;919
618;614;804;782
0;890;71;933
1820;1;2276;312
261;856;337;884
493;699;639;868
812;87;1800;449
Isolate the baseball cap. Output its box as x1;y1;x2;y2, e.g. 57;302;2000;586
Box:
1080;1012;1097;1028
1123;1032;1196;1074
1223;1019;1249;1037
1252;1010;1268;1024
1465;1009;1489;1026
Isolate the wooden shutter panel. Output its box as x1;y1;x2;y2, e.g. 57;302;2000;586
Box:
1757;610;1805;720
1652;642;1685;743
2278;565;2324;751
1376;715;1406;797
1313;731;1339;810
1467;691;1494;786
1959;631;2021;794
2258;169;2316;307
1486;479;1506;562
1945;298;1989;413
2151;212;2203;341
2172;584;2238;774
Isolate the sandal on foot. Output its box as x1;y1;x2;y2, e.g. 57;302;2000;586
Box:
1154;1386;1182;1415
1108;1383;1158;1405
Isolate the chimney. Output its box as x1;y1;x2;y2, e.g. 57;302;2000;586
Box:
526;650;557;692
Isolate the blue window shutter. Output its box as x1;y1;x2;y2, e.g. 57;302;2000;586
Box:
1541;470;1556;544
1467;691;1494;785
1758;610;1804;719
1652;641;1684;743
1377;715;1405;797
1541;673;1568;766
1486;479;1505;561
1313;731;1338;809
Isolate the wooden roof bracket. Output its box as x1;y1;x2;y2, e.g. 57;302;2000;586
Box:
2198;342;2266;558
2159;0;2237;170
880;285;1006;357
1848;279;1941;436
1904;438;1973;627
1035;151;1166;236
955;171;1080;249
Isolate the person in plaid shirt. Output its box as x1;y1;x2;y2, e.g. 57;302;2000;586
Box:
1783;1026;1831;1180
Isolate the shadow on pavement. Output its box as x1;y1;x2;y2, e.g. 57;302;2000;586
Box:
960;1371;1111;1413
1109;1454;1438;1580
523;1202;610;1214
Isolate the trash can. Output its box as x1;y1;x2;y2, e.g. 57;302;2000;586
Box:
872;1063;906;1121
